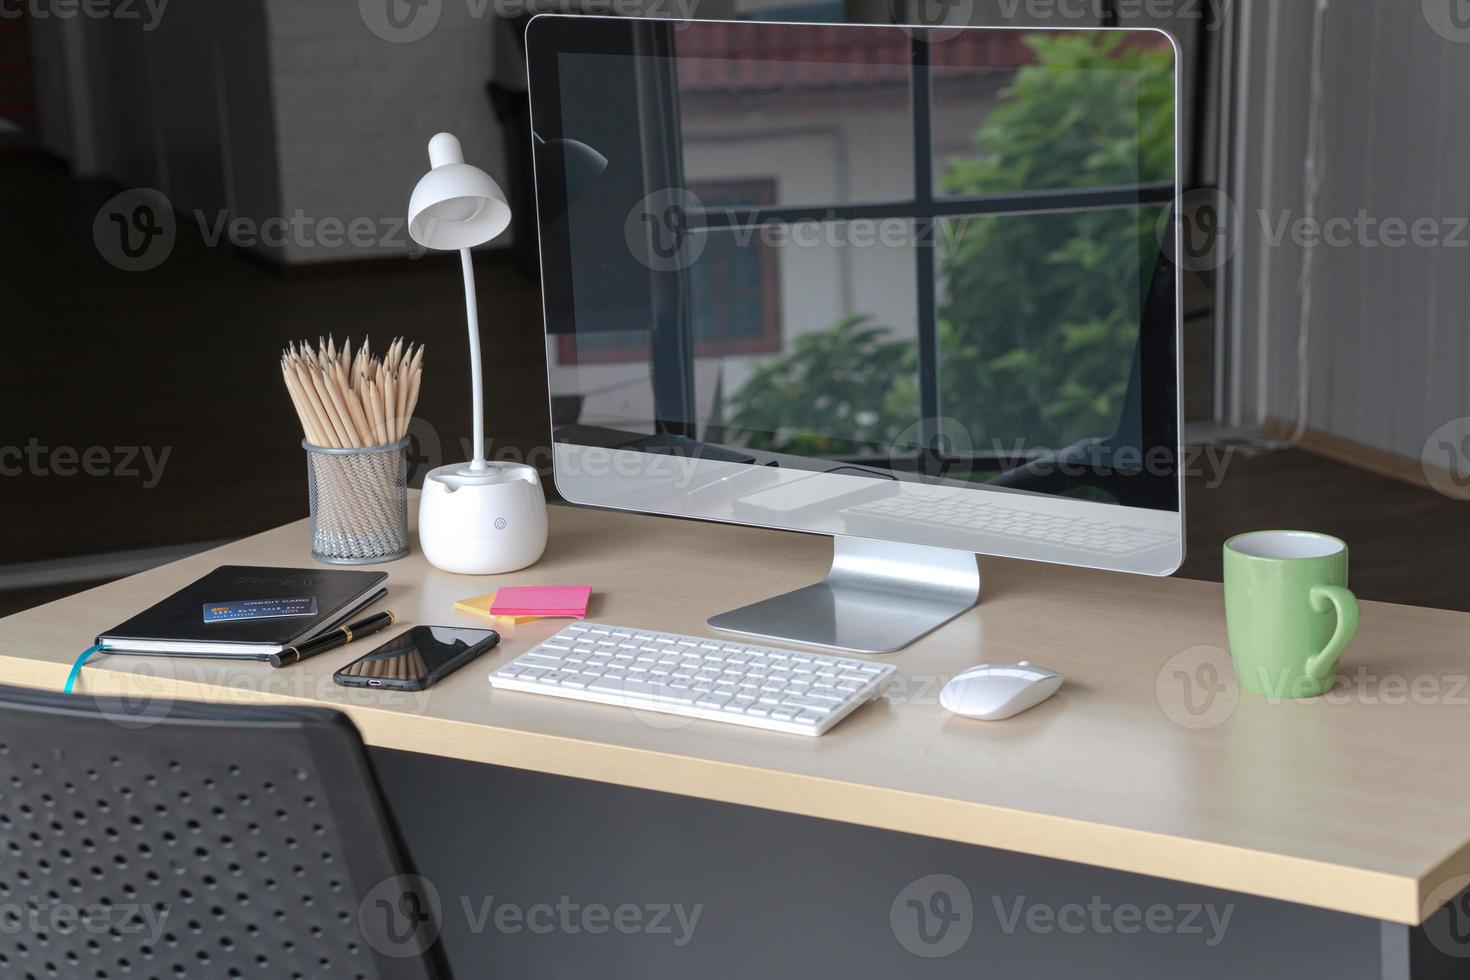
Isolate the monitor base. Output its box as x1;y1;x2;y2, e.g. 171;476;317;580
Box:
708;535;980;655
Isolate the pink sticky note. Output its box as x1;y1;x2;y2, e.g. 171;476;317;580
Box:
488;585;592;619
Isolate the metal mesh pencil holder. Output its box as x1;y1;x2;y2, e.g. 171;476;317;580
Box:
304;438;410;564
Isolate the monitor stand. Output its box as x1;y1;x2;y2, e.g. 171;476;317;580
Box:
708;535;981;655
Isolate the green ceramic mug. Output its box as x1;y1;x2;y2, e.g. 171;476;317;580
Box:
1223;531;1360;698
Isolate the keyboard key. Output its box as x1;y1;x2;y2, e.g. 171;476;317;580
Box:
587;677;680;702
782;694;841;709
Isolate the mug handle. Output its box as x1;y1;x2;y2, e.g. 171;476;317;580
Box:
1305;585;1359;682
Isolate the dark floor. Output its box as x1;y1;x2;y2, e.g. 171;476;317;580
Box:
4;152;1468;617
1178;447;1470;610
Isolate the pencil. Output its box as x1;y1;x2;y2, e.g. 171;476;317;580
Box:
294;356;344;448
280;359;317;444
384;367;397;443
280;337;426;449
403;365;422;441
369;377;388;445
320;365;363;446
393;346;409;435
288;361;330;447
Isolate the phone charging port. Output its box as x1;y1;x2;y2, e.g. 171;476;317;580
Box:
368;679;382;687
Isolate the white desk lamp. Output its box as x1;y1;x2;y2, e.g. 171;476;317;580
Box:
408;132;548;574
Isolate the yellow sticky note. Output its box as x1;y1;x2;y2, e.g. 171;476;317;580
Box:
454;591;538;625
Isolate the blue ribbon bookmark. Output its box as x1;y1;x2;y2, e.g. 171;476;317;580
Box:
63;645;106;695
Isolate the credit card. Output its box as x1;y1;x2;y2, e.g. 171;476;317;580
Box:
203;597;318;623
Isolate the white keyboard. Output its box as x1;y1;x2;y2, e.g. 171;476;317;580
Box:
488;623;896;736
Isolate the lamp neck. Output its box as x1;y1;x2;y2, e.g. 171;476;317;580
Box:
460;247;486;471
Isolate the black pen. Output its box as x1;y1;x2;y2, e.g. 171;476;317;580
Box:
270;610;396;668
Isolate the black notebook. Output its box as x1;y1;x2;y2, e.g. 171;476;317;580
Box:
96;566;389;660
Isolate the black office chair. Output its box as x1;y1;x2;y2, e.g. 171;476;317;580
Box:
0;685;447;980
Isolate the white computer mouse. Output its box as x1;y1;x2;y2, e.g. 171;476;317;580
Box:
939;662;1063;720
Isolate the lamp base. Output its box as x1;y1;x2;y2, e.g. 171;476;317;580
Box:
418;462;548;575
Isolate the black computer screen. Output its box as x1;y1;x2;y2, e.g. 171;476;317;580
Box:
529;17;1179;513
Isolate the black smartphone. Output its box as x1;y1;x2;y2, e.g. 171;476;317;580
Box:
333;625;499;692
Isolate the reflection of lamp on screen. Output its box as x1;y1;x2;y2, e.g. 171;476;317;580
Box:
533;133;608;210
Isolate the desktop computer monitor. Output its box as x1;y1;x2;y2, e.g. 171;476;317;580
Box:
528;16;1182;654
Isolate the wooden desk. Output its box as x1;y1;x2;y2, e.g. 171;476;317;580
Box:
3;505;1468;942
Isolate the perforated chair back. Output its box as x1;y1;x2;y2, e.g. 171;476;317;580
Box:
0;685;445;980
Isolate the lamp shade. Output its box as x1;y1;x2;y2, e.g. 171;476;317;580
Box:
408;133;511;251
